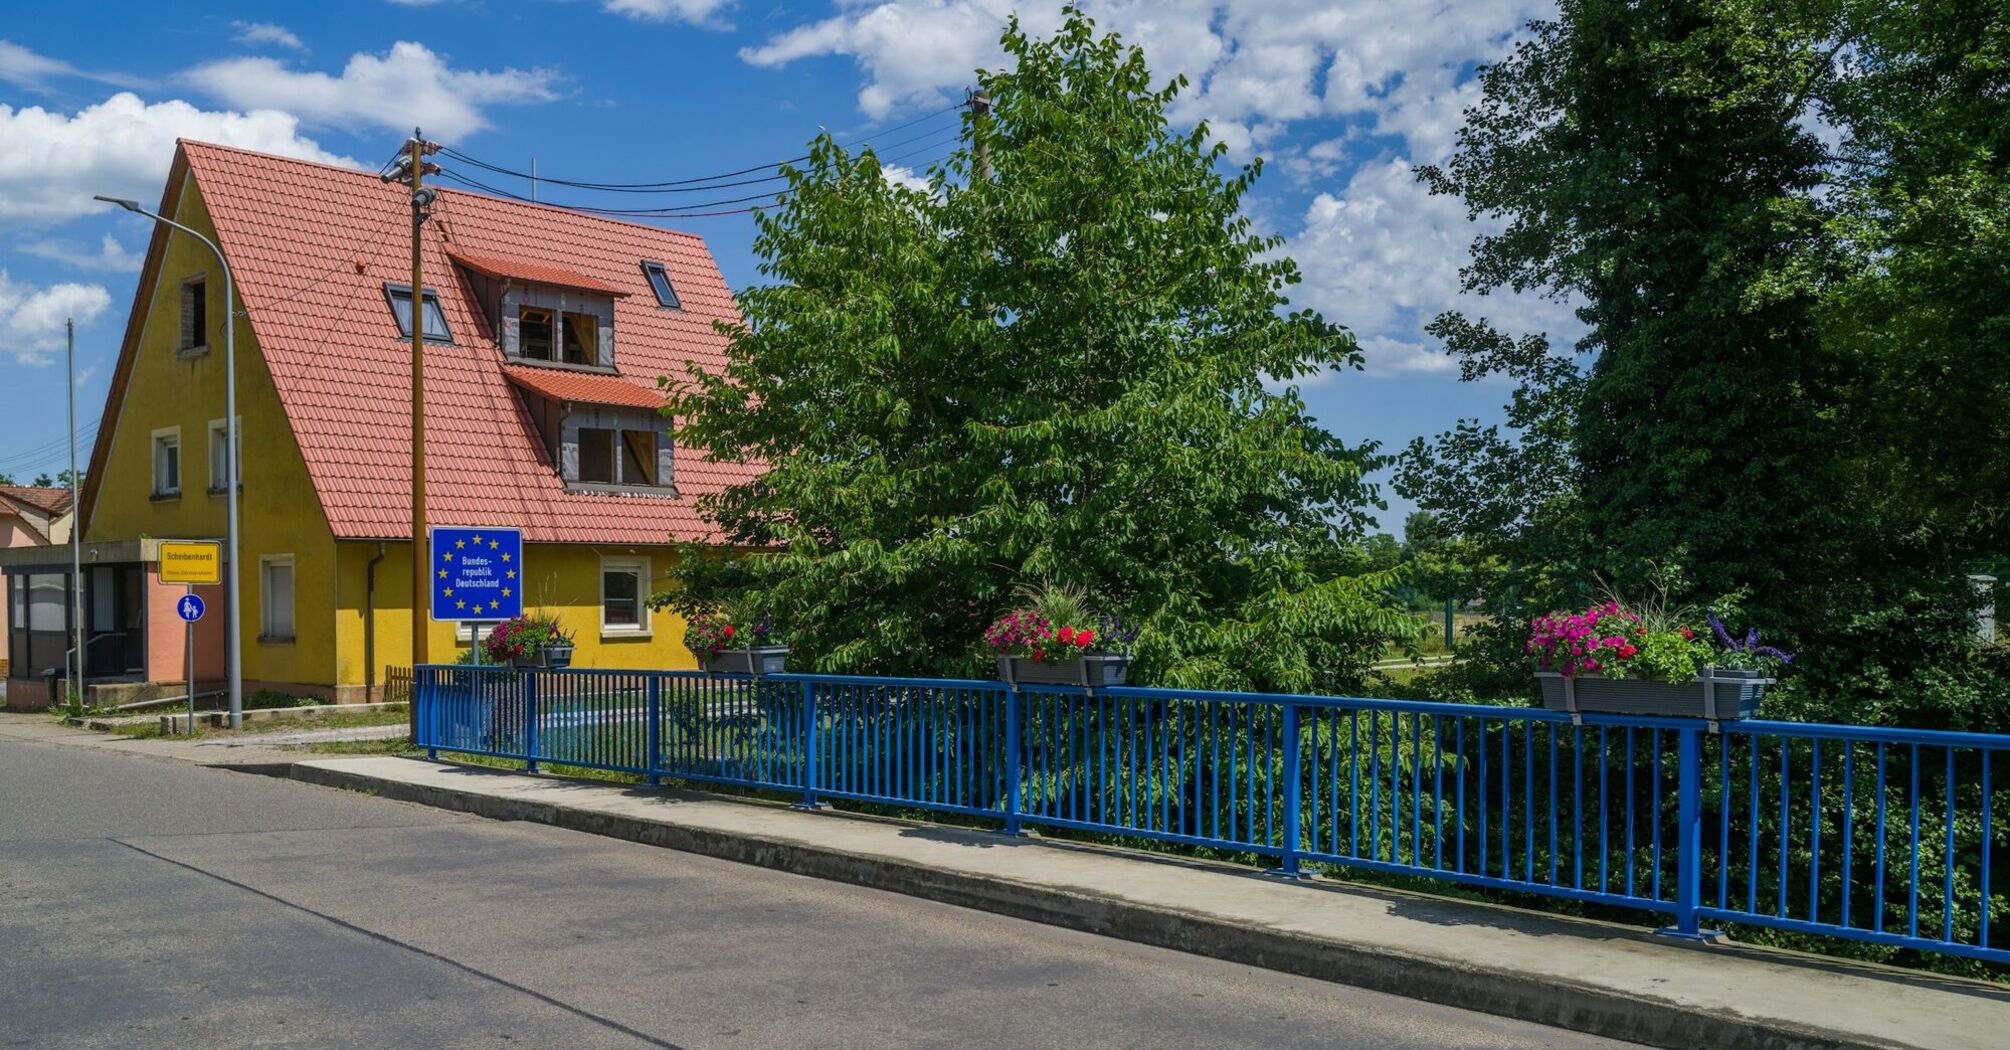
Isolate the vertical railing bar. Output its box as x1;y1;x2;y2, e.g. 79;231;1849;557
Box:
1809;737;1823;923
1349;709;1361;858
1653;731;1664;900
1548;721;1559;886
1434;715;1446;871
1982;749;1993;950
1456;717;1466;872
1501;718;1510;882
1599;725;1609;895
1625;727;1636;899
1875;741;1888;933
1525;719;1536;885
1718;734;1731;909
1944;746;1957;945
1910;742;1921;939
1371;710;1383;861
1480;720;1490;878
1413;711;1425;869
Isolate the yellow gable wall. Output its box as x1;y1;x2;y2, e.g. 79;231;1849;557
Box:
335;541;697;688
85;175;340;691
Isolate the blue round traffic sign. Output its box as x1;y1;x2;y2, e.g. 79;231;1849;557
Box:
176;594;206;623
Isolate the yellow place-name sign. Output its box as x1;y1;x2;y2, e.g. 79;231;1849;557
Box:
159;540;222;585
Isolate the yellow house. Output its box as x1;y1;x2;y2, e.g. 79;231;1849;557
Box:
4;141;757;705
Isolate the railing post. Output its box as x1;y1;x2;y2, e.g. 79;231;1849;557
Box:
1268;702;1308;879
646;674;662;787
792;678;829;810
1002;685;1025;836
1657;725;1719;941
523;670;540;774
420;667;437;760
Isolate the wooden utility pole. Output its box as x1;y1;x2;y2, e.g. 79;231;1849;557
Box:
404;129;439;676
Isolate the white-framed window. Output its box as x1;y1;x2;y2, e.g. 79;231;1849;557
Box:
150;426;181;498
384;283;452;342
179;275;208;354
260;556;295;642
600;556;649;635
208;417;242;495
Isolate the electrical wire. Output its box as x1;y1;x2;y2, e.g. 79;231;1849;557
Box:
434;102;963;193
434;132;965;220
0;424;100;470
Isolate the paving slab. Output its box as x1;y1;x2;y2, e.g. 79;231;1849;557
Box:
278;754;2010;1050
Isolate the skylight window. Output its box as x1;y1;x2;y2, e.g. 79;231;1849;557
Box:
384;283;452;342
641;261;680;309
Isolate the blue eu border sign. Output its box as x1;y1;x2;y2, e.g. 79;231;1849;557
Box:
430;526;524;621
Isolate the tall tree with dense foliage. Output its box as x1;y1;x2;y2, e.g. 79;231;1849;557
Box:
666;9;1409;692
1401;0;2010;724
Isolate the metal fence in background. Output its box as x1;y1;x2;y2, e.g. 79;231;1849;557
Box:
412;665;2010;966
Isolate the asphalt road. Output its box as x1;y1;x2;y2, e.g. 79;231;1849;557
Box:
0;728;1636;1049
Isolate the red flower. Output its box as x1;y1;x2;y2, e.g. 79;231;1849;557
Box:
1057;626;1076;645
722;624;736;638
1076;628;1095;647
1678;626;1695;639
1618;644;1638;658
1032;648;1046;662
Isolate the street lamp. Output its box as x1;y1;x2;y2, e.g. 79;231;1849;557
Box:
95;194;244;729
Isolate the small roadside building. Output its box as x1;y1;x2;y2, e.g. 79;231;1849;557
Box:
0;486;76;679
2;140;755;706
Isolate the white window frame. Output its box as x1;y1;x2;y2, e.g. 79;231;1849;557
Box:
599;555;650;636
208;417;242;495
259;555;296;642
150;426;182;498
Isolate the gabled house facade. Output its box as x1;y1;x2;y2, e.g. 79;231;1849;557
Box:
1;140;756;704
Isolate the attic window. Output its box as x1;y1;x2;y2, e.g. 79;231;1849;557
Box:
384;283;452;343
641;261;680;309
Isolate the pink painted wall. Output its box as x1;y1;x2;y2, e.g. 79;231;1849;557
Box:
144;569;225;684
0;512;50;665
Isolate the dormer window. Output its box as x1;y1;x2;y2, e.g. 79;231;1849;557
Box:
384;283;452;343
561;312;598;365
519;307;555;360
642;261;680;309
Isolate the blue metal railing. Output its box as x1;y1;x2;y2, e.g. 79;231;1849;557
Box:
413;665;2010;965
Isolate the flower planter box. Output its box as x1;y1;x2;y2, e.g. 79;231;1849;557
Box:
996;652;1130;688
540;644;574;670
1535;669;1769;720
700;646;790;676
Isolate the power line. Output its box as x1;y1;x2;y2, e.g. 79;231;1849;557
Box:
0;423;99;470
435;132;965;220
435;102;963;194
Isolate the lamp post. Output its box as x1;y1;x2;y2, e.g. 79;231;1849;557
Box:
95;195;243;729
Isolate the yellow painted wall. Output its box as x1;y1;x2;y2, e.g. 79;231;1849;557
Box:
335;540;696;687
84;176;339;690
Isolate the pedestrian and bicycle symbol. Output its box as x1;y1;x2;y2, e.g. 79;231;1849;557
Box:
177;594;206;622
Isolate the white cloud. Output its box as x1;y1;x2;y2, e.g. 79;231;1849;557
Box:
231;21;307;52
601;0;735;25
19;234;143;273
0;38;142;90
1291;159;1582;377
0;92;356;225
0;272;111;364
184;41;562;139
881;164;931;192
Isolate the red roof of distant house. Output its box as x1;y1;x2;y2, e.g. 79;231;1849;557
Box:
0;486;73;517
84;140;759;545
502;364;665;410
446;247;631;297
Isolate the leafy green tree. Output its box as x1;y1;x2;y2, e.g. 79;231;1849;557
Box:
31;473;53;488
1408;0;1847;632
0;472;14;486
665;8;1409;692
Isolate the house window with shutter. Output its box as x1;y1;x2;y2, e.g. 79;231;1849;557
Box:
179;276;208;356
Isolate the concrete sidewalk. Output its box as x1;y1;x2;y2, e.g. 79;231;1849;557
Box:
276;754;2004;1050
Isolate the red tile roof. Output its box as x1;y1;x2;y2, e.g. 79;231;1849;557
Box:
0;486;73;516
502;364;665;410
446;247;631;297
126;140;757;544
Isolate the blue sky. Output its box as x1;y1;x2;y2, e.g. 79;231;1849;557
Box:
0;0;1575;532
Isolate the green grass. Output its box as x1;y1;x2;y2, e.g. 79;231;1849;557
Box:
305;736;422;757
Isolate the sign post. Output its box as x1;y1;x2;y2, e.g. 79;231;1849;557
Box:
175;593;206;733
160;540;222;735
